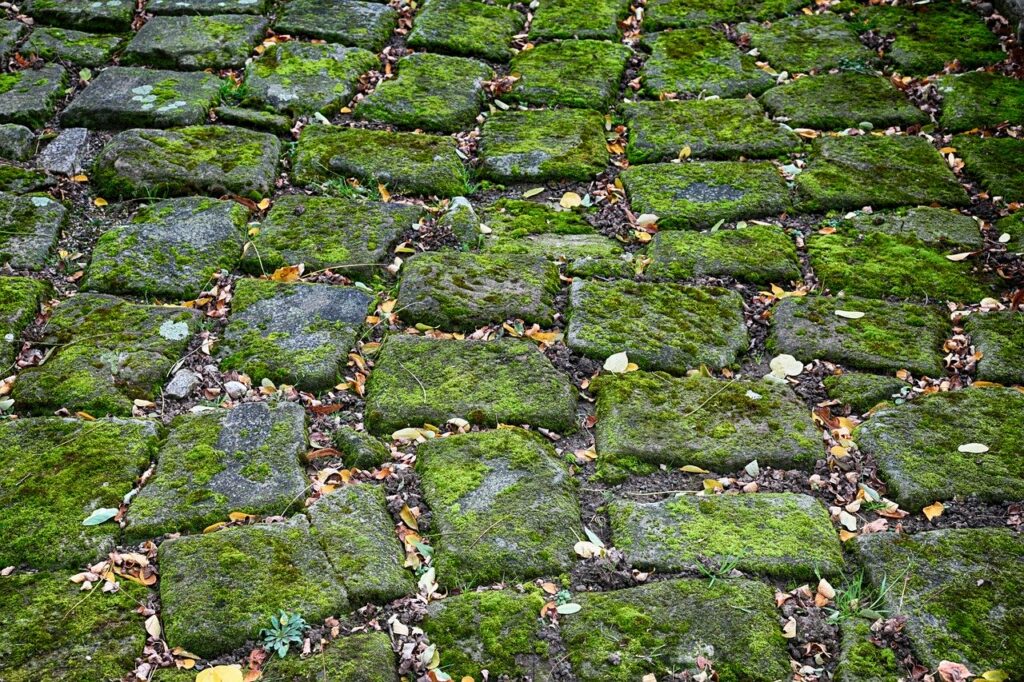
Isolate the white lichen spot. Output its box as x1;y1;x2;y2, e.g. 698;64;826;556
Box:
159;320;190;341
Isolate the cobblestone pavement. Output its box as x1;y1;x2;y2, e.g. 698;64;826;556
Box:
1;0;1023;680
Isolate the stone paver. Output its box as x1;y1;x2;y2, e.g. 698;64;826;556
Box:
333;427;391;470
479;109;609;183
846;206;982;250
938;71;1024;132
148;0;270;14
836;619;902;682
823;371;907;413
24;0;135;32
0;164;53;193
760;73;929;130
24;27;124;67
123;14;269;70
0;20;27;61
0;64;67;129
740;14;876;73
508;40;631;110
644;0;804;29
407;0;523;62
0;192;66;270
277;0;397;51
0;124;34;161
646;224;801;284
964;311;1024;385
531;0;631;40
954;134;1024;202
0;276;48;369
641;29;773;98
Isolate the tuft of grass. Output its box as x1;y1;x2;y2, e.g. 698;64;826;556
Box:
826;566;909;625
696;556;740;587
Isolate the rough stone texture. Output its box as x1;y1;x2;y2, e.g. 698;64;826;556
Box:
644;0;804;29
846;206;982;250
159;517;348;659
84;196;248;300
0;124;34;161
364;335;577;435
835;619;902;682
127;402;308;538
0;64;67;129
38;128;89;176
24;0;135;32
997;211;1024;254
439;196;480;245
0;20;27;61
760;73;928;130
277;0;398;51
0;192;66;270
530;0;631;40
0;276;49;369
640;29;773;99
165;368;201;399
220;279;371;392
771;295;950;376
417;428;582;587
23;27;124;67
954;134;1024;202
0;165;54;193
823;371;908;413
938;71;1024;132
61;67;223;129
507;39;632;109
0;417;159;569
964;311;1024;385
739;14;876;73
407;0;523;62
149;0;270;14
333;427;392;470
214;105;293;135
855;387;1024;510
646;225;801;284
122;14;269;70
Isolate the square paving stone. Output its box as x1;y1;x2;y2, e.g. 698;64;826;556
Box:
277;0;397;51
407;0;523;62
0;20;27;61
592;372;821;479
938;71;1024;132
84;197;247;300
770;295;949;377
364;335;577;434
644;0;804;29
0;165;53;193
567;280;748;374
795;135;969;212
645;224;801;284
561;579;791;682
760;73;928;131
61;67;223;130
422;590;553;680
609;492;842;579
479;109;608;183
846;206;982;250
127;402;308;538
0;417;159;569
0;276;48;369
417;427;582;587
640;29;773;98
293;124;467;197
23;0;135;32
507;40;631;110
964;311;1024;385
242;194;422;279
530;0;631;40
623;98;800;164
397;252;560;331
13;294;200;415
308;483;413;605
953;134;1024;202
355;52;492;133
0;570;148;682
92;125;281;200
219;279;371;392
823;371;908;413
854;528;1024;674
738;14;876;74
123;14;268;71
620;161;791;230
244;41;378;117
214;105;292;135
0;65;67;129
0;192;66;270
149;0;270;14
159;516;348;659
23;27;125;67
856;387;1024;510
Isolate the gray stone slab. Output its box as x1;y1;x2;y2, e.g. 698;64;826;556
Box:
965;311;1024;385
276;0;398;51
148;0;270;14
123;14;268;70
24;0;135;32
0;124;34;161
0;276;49;370
645;224;801;284
0;20;27;62
38;128;89;176
23;27;125;67
0;193;66;270
0;64;67;129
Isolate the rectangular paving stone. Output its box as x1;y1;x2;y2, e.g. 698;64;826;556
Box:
609;492;843;579
0;124;34;162
507;39;631;109
530;0;631;40
0;276;48;369
561;579;791;682
277;0;398;52
24;0;135;32
738;14;876;73
123;14;268;70
641;29;773;98
621;161;791;230
0;20;28;61
159;516;348;659
127;402;308;538
364;335;577;434
0;417;159;569
938;71;1024;132
0;64;67;129
855;387;1024;510
646;224;801;284
0;164;53;193
417;428;582;587
407;0;523;62
214;105;292;135
846;206;983;250
644;0;804;29
23;27;125;67
148;0;270;14
964;311;1024;385
953;134;1024;202
592;372;821;479
0;192;66;270
823;371;908;413
219;279;371;392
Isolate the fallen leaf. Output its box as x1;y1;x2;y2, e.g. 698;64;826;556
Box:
923;501;945;521
145;614;161;638
400;504;419;530
197;665;244;682
603;352;629;373
269;264;303;282
957;443;989;453
82;508;118;526
542;581;558;594
378;183;391;203
559;191;582;208
228;511;255;522
945;252;973;262
937;660;973;682
839;510;857;531
834;310;866;319
981;671;1008;682
769;353;804;377
782;616;797;638
680;465;710;474
574;540;604;558
839;529;857;542
93;197;108;207
556;602;582;615
257;198;271;211
703;478;724;493
522;187;545;198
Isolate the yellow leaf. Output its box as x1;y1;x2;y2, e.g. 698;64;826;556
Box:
633;230;653;243
680;465;710;474
378;183;391;202
257;198;271;211
703;478;724;492
269;264;303;282
400;504;419;530
981;671;1008;681
72;174;89;182
830;445;849;458
939;146;957;154
203;522;227;534
839;529;857;542
678;145;691;159
228;511;255;522
197;665;244;682
559;191;582;209
922;501;945;521
522;187;545;198
93;197;108;207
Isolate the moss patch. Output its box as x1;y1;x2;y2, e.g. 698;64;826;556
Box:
507;39;631;110
738;14;876;73
0;164;54;193
953;134;1024;202
836;619;902;682
646;224;801;284
122;14;268;70
0;191;66;270
24;0;134;32
408;0;523;61
846;206;982;250
24;27;124;67
938;71;1024;132
332;428;391;470
823;371;907;413
0;275;49;368
530;0;631;40
640;29;773;98
964;310;1024;385
0;65;67;129
644;0;804;29
276;0;397;51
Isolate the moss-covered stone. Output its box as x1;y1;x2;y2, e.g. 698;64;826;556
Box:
364;335;577;434
953;134;1024;202
996;211;1024;254
0;123;34;161
964;311;1024;385
561;579;791;682
479;109;608;183
530;0;630;40
739;14;876;73
0;417;159;569
0;65;67;129
24;0;134;32
855;387;1024;510
244;41;378;117
0;276;48;369
795;135;969;211
407;0;523;62
592;372;820;480
0;570;147;682
0;20;27;62
122;14;268;70
0;191;66;270
846;206;982;250
621;161;791;230
836;619;902;682
292;124;467;197
333;427;391;470
823;371;907;413
279;0;396;51
640;29;773;99
760;73;929;130
644;0;804;29
937;71;1024;132
148;0;269;14
507;39;631;110
159;516;348;659
92;125;281;199
646;224;800;284
214;105;293;135
23;27;125;67
220;279;371;392
422;589;552;679
0;164;53;193
417;428;581;587
854;528;1024;672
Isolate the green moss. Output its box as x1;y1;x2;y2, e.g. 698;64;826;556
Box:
738;14;877;74
26;0;134;32
963;310;1024;385
640;29;773;98
760;73;929;130
0;65;67;129
530;0;631;40
644;0;804;29
938;71;1024;132
482;199;594;238
0;275;50;368
953;134;1024;202
836;619;901;682
507;39;632;110
122;14;268;70
407;0;523;62
24;27;124;66
823;371;907;413
275;0;397;51
646;224;801;283
0;164;51;193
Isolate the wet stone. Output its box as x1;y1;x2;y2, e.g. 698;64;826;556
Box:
640;29;773;99
478;109;609;183
823;372;908;413
149;0;270;14
23;0;135;32
561;579;791;682
0;164;54;193
61;67;223;130
417;428;582;587
620;161;791;230
219;279;371;392
846;206;982;250
644;0;805;29
964;311;1024;385
646;224;801;284
38;128;89;176
407;0;523;62
623;98;800;164
0;276;48;369
770;295;949;377
855;387;1024;510
244;41;378;117
507;39;632;110
397;252;560;331
938;71;1024;132
530;0;631;40
214;105;292;135
308;483;414;604
159;516;348;659
835;619;902;682
123;14;269;71
355;52;493;133
609;493;843;579
364;335;577;435
276;0;397;52
0;20;27;61
0;417;159;569
241;194;422;280
953;134;1024;202
0;64;67;129
0;192;66;270
333;427;391;470
738;14;876;73
0;124;34;161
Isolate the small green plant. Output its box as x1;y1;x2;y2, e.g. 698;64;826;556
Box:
696;556;740;586
826;567;908;625
219;79;250;105
260;610;309;658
